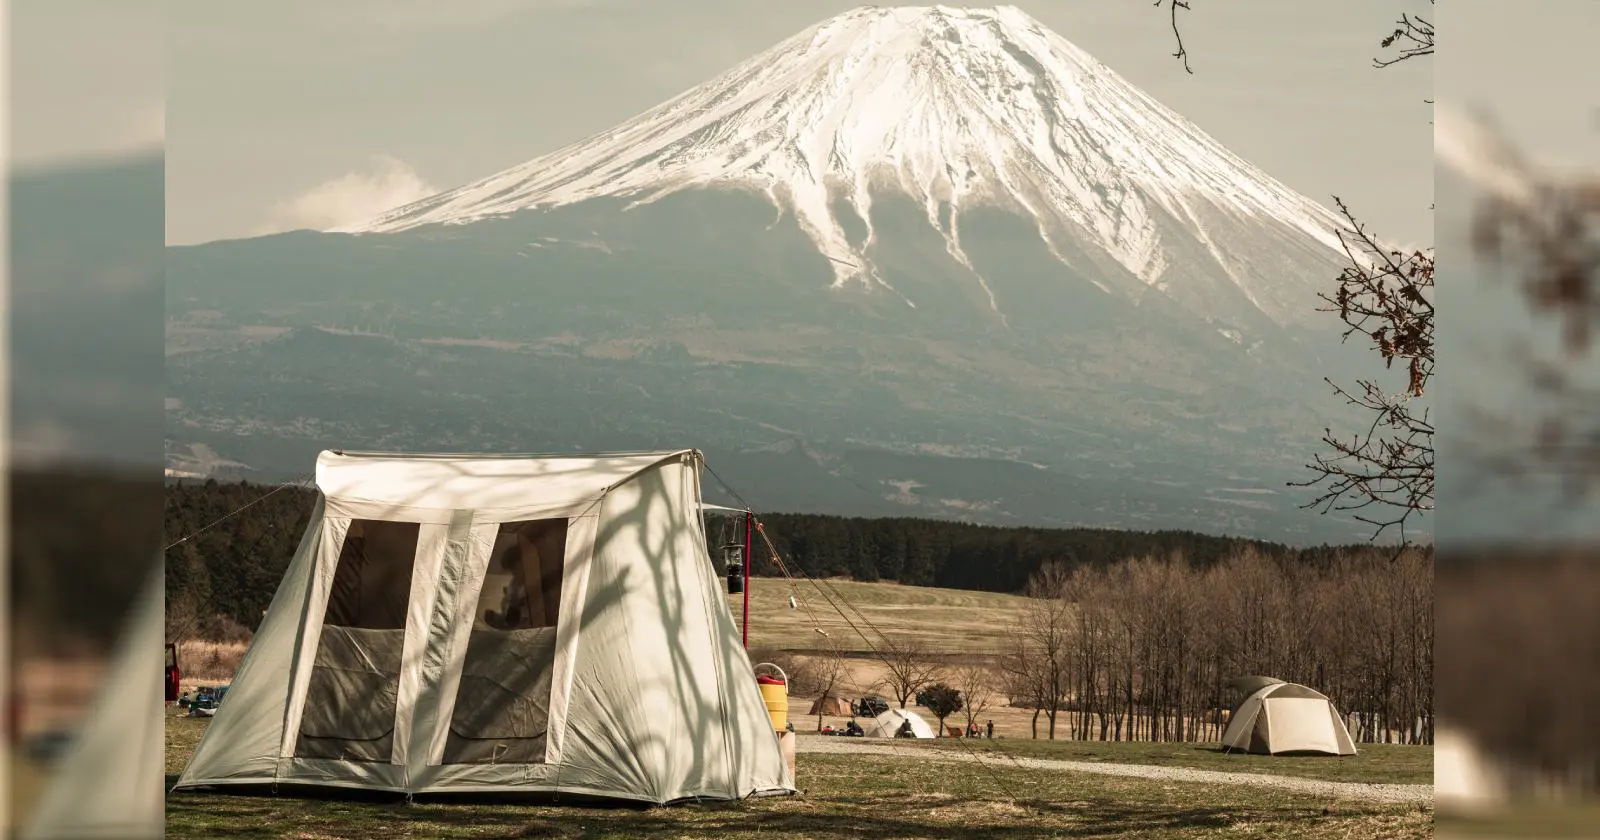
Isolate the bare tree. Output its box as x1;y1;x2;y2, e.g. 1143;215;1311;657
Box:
166;588;206;648
953;662;996;735
805;643;853;732
1011;562;1073;738
998;633;1048;739
875;636;941;709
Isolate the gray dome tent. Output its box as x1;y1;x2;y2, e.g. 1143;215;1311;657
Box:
1220;680;1357;756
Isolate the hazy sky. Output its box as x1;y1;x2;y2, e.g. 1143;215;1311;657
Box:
9;1;164;169
165;0;1432;246
1437;0;1600;176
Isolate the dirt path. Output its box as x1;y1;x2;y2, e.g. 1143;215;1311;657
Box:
795;737;1434;805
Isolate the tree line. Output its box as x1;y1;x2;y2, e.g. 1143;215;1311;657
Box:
997;547;1432;745
764;545;1433;747
733;511;1382;593
165;480;1394;635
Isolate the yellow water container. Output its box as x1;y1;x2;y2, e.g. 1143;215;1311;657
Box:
756;673;788;732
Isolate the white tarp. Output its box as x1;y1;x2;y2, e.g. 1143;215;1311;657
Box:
174;449;794;803
864;708;936;739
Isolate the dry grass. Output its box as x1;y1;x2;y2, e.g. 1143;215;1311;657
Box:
728;577;1032;655
176;640;248;685
165;709;1433;839
1437;803;1600;838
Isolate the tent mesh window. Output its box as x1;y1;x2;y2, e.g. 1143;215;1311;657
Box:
294;519;421;762
442;518;567;765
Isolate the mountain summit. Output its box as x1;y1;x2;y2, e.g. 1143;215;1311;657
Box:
347;5;1346;327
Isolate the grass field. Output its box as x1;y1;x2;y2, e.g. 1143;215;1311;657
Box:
166;709;1431;839
729;577;1032;655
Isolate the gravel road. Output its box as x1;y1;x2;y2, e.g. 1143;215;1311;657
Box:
795;736;1434;805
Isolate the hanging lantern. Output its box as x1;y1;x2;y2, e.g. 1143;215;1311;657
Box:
723;543;744;594
722;543;744;594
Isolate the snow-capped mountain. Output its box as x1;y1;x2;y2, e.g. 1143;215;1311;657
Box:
347;4;1347;327
166;5;1391;543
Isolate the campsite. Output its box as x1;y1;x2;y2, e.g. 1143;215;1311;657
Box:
163;449;1434;839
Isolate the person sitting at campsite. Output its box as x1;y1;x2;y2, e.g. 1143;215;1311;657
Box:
967;722;978;738
845;719;863;737
896;719;913;738
483;549;529;630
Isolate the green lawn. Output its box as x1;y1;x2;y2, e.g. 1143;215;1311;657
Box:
915;736;1434;786
166;710;1432;839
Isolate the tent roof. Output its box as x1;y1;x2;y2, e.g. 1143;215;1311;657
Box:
1257;682;1331;702
1227;675;1286;697
315;449;695;510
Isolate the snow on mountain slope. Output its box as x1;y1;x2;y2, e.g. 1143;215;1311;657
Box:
345;5;1349;325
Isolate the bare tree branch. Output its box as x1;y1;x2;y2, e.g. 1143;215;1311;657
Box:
1374;3;1435;69
804;642;853;731
875;636;941;709
1152;0;1193;74
953;662;997;732
1291;198;1435;542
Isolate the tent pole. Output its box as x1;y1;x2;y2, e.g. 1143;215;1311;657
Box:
742;510;752;649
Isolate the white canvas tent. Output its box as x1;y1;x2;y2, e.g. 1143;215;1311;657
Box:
174;449;795;804
863;709;935;739
1220;681;1357;756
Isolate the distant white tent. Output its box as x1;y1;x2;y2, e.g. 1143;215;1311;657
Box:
1435;725;1506;813
174;449;794;804
24;568;163;839
864;708;935;739
1220;681;1357;756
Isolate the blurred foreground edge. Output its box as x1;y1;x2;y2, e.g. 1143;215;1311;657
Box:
18;568;161;839
1436;542;1600;836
